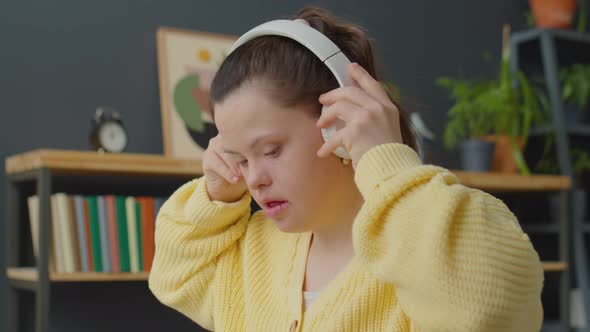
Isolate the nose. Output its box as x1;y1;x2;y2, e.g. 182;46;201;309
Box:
244;162;272;190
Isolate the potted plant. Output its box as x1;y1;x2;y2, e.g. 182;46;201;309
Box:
437;25;545;174
436;78;496;171
560;63;590;124
528;0;579;29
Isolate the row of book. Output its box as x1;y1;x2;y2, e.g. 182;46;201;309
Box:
27;194;165;273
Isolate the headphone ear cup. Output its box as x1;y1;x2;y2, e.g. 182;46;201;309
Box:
320;106;351;160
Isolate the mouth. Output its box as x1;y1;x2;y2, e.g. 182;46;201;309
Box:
261;200;290;218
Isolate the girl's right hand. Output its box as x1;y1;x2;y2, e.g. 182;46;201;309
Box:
202;134;248;203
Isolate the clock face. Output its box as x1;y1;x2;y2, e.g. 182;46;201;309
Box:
98;122;127;152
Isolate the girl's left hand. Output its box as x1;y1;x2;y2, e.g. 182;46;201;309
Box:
316;62;403;169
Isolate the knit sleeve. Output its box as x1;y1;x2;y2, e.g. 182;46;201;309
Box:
352;143;544;332
148;176;251;331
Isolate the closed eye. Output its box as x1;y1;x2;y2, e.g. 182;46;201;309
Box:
265;147;281;158
237;146;281;167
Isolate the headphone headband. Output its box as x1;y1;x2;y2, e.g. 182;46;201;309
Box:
229;19;353;87
228;19;352;160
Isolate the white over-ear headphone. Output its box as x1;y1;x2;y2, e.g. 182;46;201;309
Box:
229;19;352;160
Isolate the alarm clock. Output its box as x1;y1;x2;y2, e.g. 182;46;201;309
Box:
89;107;128;153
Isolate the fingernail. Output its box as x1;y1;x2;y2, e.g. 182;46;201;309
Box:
232;176;240;182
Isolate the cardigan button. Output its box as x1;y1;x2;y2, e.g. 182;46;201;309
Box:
289;320;299;332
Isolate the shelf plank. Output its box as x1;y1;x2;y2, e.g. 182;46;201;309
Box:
530;123;590;136
452;171;571;192
5;150;571;191
7;267;149;282
542;262;568;272
7;262;565;284
5;149;202;176
7;267;37;282
50;271;150;282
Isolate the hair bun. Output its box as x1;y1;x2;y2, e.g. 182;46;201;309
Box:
294;6;376;77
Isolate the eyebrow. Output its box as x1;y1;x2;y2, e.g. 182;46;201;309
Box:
223;133;279;156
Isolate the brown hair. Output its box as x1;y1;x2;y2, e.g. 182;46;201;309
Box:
210;6;417;151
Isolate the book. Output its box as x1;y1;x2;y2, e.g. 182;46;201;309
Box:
135;200;143;271
83;198;94;271
105;195;120;273
115;196;130;272
56;193;76;272
73;196;90;272
50;195;65;273
126;197;140;273
28;195;56;272
66;195;81;271
97;196;111;273
139;197;155;271
87;196;103;272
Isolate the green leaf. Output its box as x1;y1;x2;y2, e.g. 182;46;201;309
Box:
511;136;530;175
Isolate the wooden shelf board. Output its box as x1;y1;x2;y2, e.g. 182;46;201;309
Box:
7;267;37;282
7;267;149;282
8;262;564;283
5;149;202;177
542;262;568;272
452;171;571;192
5;150;570;192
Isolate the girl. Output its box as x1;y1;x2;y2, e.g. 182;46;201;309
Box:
149;6;544;332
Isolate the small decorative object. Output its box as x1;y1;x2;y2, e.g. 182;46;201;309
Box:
381;81;436;161
528;0;578;29
409;112;435;161
89;106;128;153
156;27;236;160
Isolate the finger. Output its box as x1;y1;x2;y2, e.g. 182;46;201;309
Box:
208;136;241;176
316;100;359;128
317;127;348;158
216;149;242;176
319;85;376;109
208;151;240;183
349;63;391;105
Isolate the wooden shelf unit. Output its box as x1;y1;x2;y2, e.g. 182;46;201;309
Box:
5;149;203;332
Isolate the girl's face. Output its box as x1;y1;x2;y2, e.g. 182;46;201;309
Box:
214;82;354;233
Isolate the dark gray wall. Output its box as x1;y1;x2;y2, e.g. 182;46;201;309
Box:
0;1;530;331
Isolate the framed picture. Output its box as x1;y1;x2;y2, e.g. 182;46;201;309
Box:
156;27;237;160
